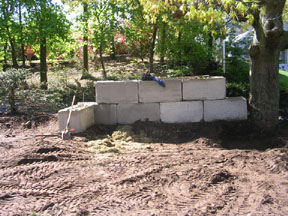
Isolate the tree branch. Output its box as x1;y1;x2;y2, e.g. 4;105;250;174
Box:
280;30;288;50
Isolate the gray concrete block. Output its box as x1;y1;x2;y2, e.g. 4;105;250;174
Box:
139;79;182;103
94;104;117;125
204;97;248;122
96;80;139;104
117;103;160;124
183;76;226;100
160;101;203;123
58;103;95;133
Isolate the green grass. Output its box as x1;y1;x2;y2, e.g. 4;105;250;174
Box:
279;70;288;93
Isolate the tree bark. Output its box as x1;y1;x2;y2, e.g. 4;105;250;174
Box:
8;37;18;69
249;47;280;131
176;30;182;66
3;40;8;71
19;3;25;67
110;36;116;60
9;88;16;113
3;3;18;69
160;23;167;65
99;42;106;78
149;24;158;74
40;38;48;89
249;0;286;131
83;3;89;74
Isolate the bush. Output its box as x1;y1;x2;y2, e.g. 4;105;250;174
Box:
225;58;249;84
226;82;250;99
0;68;31;113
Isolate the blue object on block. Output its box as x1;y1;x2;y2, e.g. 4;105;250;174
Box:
141;73;166;87
151;75;166;87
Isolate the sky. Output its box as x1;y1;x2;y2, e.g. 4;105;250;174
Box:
52;0;79;22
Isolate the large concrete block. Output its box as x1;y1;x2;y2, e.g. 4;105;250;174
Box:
96;80;139;104
160;101;203;123
94;104;117;125
117;103;160;124
183;76;226;100
58;103;95;133
204;97;248;122
139;79;182;103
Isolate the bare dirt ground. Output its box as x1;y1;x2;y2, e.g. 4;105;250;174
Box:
1;113;288;216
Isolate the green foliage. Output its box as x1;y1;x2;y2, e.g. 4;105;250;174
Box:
163;20;212;74
279;70;288;93
226;82;249;99
167;66;192;77
25;0;71;43
225;58;249;84
0;68;31;112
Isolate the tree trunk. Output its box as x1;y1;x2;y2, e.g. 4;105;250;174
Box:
99;42;106;78
40;38;48;89
110;36;116;60
160;23;167;65
9;38;18;69
249;47;280;131
21;44;25;67
83;3;89;74
9;88;16;113
176;30;182;66
249;0;286;131
19;3;25;67
149;24;158;74
3;40;8;71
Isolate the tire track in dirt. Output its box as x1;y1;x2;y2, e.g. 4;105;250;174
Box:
1;125;288;216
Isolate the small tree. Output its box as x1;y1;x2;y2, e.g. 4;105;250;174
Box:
0;68;31;113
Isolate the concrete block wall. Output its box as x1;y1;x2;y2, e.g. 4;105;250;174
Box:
58;77;248;132
204;97;248;122
58;103;95;133
182;76;226;100
117;103;160;124
139;79;182;102
160;101;203;123
96;80;138;104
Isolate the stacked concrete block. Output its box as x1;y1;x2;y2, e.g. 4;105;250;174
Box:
117;103;160;124
139;79;182;102
204;97;248;122
58;77;248;132
160;101;203;123
94;104;117;125
58;103;95;133
96;80;139;104
183;76;226;100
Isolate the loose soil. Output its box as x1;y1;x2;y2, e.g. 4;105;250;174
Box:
1;113;288;216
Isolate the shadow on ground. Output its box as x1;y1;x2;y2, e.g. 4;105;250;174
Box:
80;120;288;151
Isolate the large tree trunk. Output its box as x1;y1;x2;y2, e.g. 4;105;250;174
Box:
40;38;48;89
249;0;286;131
83;3;89;74
249;47;280;130
149;24;158;74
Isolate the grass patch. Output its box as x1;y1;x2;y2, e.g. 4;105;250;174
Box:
279;70;288;93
